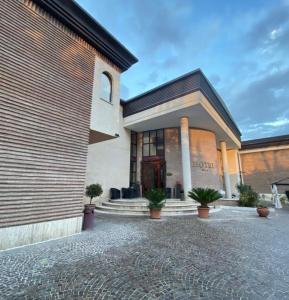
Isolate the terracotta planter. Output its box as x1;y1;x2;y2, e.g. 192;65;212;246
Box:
197;206;210;218
257;207;269;217
150;209;161;219
83;204;96;230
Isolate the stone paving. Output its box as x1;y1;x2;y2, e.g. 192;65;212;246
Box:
1;208;289;300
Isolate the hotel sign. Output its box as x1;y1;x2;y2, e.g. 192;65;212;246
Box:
192;161;215;171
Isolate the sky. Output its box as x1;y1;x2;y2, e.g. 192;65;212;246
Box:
76;0;289;140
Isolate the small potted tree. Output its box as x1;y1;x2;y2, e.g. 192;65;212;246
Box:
83;183;103;230
237;184;259;207
145;188;166;219
256;200;270;217
188;187;222;218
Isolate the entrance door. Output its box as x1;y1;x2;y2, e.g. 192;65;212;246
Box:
141;159;166;194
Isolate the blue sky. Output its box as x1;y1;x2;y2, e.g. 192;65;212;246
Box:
77;0;289;140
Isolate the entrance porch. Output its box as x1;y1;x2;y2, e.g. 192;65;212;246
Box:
95;198;198;216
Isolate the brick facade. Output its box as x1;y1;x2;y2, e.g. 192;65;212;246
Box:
0;0;96;228
240;148;289;193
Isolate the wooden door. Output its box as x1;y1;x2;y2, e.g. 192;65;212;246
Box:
141;159;166;194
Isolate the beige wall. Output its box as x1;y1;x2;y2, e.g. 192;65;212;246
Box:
240;147;289;193
217;150;224;190
90;56;121;138
86;107;131;200
165;128;183;188
227;149;241;195
189;129;221;190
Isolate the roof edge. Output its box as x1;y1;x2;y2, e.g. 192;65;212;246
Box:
32;0;138;72
125;69;202;103
241;134;289;149
123;69;241;139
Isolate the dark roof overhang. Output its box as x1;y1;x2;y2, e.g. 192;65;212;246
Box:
241;134;289;150
32;0;138;72
122;69;241;140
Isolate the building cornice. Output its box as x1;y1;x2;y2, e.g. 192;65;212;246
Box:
122;69;241;140
241;134;289;150
32;0;138;72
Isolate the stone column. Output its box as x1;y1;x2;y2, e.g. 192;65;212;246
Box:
220;141;232;198
180;117;192;198
237;151;244;184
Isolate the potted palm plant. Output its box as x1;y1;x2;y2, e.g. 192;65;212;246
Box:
256;200;270;217
83;183;103;230
188;187;222;218
145;188;166;219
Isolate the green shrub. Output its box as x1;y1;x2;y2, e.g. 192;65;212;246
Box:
86;183;103;204
285;191;289;201
236;184;254;194
257;200;268;208
188;187;222;208
280;195;288;205
237;184;259;207
145;188;166;210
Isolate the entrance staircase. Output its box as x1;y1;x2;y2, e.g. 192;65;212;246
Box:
95;198;199;216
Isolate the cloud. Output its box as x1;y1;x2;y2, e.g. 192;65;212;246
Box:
264;118;289;127
246;5;289;55
233;67;289;119
227;66;289;139
77;0;289;139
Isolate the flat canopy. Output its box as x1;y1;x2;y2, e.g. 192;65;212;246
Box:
122;69;241;140
123;90;241;149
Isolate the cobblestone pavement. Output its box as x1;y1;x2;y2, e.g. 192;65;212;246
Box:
1;208;289;300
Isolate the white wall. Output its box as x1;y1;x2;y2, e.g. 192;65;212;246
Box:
90;56;121;137
85;107;131;200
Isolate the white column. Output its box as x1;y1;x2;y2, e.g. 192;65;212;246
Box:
220;141;232;198
180;117;192;198
237;151;244;184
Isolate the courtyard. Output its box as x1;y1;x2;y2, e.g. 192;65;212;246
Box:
1;208;289;300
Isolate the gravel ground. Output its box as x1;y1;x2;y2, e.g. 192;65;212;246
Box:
1;207;289;300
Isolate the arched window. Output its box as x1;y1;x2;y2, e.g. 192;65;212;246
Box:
100;72;112;102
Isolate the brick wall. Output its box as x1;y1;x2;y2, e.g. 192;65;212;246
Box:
0;0;96;227
240;148;289;193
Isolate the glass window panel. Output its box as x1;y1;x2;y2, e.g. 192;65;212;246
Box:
143;144;149;156
157;137;164;145
100;73;112;102
131;132;137;144
132;145;137;157
150;143;156;156
143;132;149;143
157;129;163;138
149;131;156;143
157;148;163;157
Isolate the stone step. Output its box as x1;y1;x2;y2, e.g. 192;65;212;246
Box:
98;204;197;212
102;201;197;210
109;199;197;205
95;205;198;216
95;198;199;216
